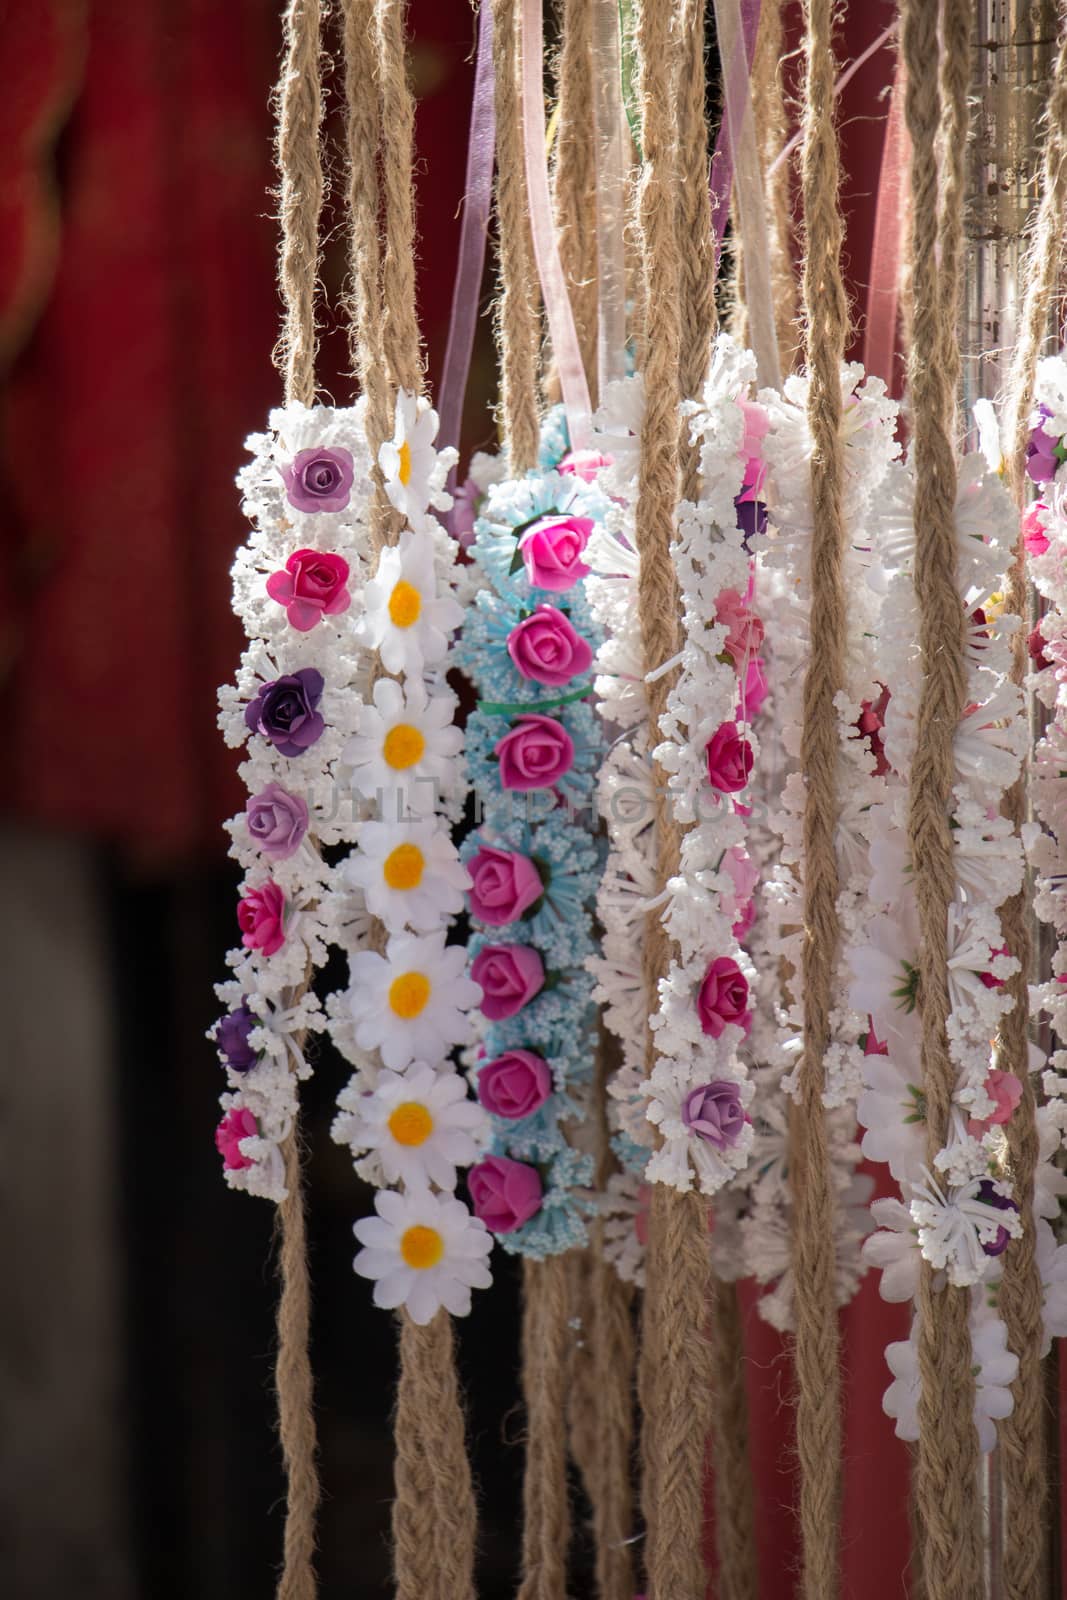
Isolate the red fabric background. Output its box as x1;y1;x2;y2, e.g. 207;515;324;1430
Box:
0;2;1052;1594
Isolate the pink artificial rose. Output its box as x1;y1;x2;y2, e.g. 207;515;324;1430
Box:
519;514;593;591
715;588;765;665
967;1069;1024;1136
467;1154;543;1233
506;605;594;687
697;956;752;1039
237;881;287;956
471;943;546;1019
737;657;769;721
1022;503;1050;557
477;1050;553;1119
558;449;613;484
1030;625;1052;669
739;398;769;459
732;899;756;940
495;714;575;790
266;548;351;632
215;1106;258;1171
468;846;544;926
706;721;754;794
863;1022;889;1057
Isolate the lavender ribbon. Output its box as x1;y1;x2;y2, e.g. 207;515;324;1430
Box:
437;4;496;488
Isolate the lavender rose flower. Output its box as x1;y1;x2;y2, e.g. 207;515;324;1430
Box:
281;447;355;513
246;782;309;860
681;1081;747;1150
244;668;325;757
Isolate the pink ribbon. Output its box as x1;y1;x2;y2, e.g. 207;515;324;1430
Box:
592;0;628;395
767;19;899;181
520;0;592;450
436;4;496;484
710;0;761;271
863;58;909;391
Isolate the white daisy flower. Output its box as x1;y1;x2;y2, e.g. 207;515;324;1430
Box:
334;1063;488;1190
344;676;463;818
348;931;481;1069
344;818;470;932
355;528;464;675
882;1300;1017;1454
379;389;448;528
354;1187;493;1322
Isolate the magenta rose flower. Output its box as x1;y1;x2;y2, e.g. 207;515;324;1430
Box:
681;1081;748;1150
266;548;351;631
238;881;287;957
468;846;544;926
244;668;325;757
697;956;752;1039
737;657;769;721
495;713;575;790
215;1106;258;1171
477;1050;553;1119
246;782;309;861
519;514;593;591
471;943;545;1019
715;588;765;665
467;1154;543;1233
281;446;355;513
506;604;594;687
706;720;753;794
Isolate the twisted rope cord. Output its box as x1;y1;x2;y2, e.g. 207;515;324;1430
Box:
493;0;543;471
708;1277;757;1600
392;1315;444;1600
273;8;324;1593
551;0;599;405
900;0;984;1591
998;14;1067;1594
753;0;799;375
518;1255;571;1600
793;1;848;1594
373;0;422;397
677;0;715;499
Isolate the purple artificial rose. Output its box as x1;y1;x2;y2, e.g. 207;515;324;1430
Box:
477;1050;553;1119
681;1080;748;1150
281;447;355;513
468;846;544;926
470;943;545;1020
1026;406;1062;485
246;782;309;860
215;1002;260;1072
506;605;594;687
494;713;575;791
467;1154;543;1233
977;1179;1020;1258
244;668;325;757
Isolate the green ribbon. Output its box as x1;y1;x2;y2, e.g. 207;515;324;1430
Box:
479;682;594;717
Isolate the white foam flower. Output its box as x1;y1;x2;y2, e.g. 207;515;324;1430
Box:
334;1063;487;1190
355;528;464;674
354;1187;492;1322
908;1168;1021;1287
846;907;921;1042
882;1301;1017;1453
644;1057;754;1196
344;676;462;817
344;818;470;932
348;931;481;1069
856;1048;926;1182
379;390;446;528
590;373;644;493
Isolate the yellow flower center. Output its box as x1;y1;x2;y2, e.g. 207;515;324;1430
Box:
383;842;425;890
388;579;423;628
400;1223;444;1270
387;1100;434;1146
383;722;426;769
398;439;413;486
388;970;431;1018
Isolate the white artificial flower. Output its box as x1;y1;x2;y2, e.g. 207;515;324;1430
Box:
354;1187;492;1322
355;527;464;674
846;908;921;1042
333;1062;487;1190
644;1057;753;1196
856;1048;926;1182
1037;1217;1067;1354
344;676;462;817
862;1195;923;1302
908;1169;1021;1287
600;1170;648;1287
590;373;644;492
344;818;470;932
347;931;481;1069
882;1300;1018;1453
379;389;446;528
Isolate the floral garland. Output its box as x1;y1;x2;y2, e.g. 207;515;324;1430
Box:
850;392;1067;1448
452;427;608;1258
213;389;492;1323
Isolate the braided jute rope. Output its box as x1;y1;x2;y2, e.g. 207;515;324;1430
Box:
492;0;542;471
373;0;422;398
900;0;984;1591
752;0;799;377
550;0;599;407
998;14;1067;1594
677;0;715;499
518;1255;571;1600
708;1275;757;1600
272;8;325;1594
793;1;848;1594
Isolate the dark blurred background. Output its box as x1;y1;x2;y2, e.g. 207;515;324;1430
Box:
0;3;932;1597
